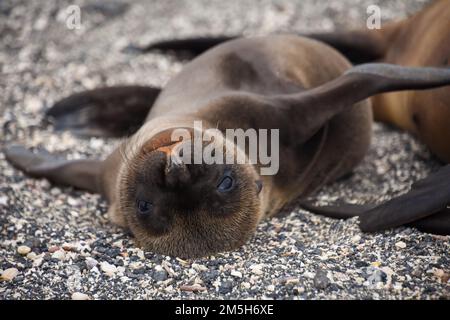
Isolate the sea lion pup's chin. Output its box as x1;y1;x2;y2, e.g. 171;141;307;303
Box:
117;126;263;258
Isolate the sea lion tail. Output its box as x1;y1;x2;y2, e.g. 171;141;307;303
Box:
45;86;161;138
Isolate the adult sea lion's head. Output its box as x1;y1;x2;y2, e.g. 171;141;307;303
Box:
118;125;264;258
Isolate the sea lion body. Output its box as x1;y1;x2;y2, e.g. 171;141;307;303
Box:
114;35;372;219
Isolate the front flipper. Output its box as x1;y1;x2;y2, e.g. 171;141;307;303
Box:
46;86;161;137
299;165;450;235
4;145;103;194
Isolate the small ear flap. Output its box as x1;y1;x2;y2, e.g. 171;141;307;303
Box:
274;63;450;143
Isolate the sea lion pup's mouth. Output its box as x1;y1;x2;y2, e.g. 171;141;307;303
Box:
118;126;263;258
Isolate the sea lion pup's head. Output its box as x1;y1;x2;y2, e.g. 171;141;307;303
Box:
118;125;263;258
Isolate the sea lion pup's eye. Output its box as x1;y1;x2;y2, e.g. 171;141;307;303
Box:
136;199;153;215
217;174;234;193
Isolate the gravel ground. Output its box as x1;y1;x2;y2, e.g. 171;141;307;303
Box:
1;0;449;300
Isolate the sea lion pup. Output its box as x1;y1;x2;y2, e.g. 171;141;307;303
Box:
5;35;450;258
144;0;450;163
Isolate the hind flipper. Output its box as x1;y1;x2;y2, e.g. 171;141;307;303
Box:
360;165;450;233
46;86;161;138
408;208;450;235
4;145;103;193
132;28;387;63
134;36;237;56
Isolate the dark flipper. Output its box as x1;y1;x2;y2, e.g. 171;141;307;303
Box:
303;30;388;64
46;86;161;137
134;29;388;64
360;165;450;233
300;165;450;235
136;36;237;55
4;145;103;193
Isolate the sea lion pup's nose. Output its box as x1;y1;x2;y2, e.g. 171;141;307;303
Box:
165;156;190;188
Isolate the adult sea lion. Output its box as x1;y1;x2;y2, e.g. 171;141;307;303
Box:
5;35;450;258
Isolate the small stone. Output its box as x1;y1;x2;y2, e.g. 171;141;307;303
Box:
18;245;31;255
434;269;450;283
67;197;78;206
100;262;117;276
85;257;98;269
249;264;264;275
153;269;168;282
33;256;44;267
136;249;145;260
71;292;90;300
219;281;234;294
192;263;208;272
48;246;60;253
62;242;77;252
180;285;207;292
371;261;381;267
411;267;422;277
366;268;387;286
267;284;275;291
0;195;8;206
395;241;406;249
231;270;243;278
26;252;37;260
241;282;251;289
313;269;330;289
279;276;299;285
52;249;66;261
1;268;19;281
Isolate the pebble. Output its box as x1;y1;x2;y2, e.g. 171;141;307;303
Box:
62;242;78;252
153;269;168;282
100;262;117;276
180;285;207;292
26;252;38;260
17;245;31;255
366;268;387;286
219;281;234;294
249;264;264;275
52;249;66;261
71;292;90;300
0;195;8;206
395;241;407;249
231;270;243;278
85;257;99;269
313;269;330;290
192;263;208;272
48;246;60;253
1;268;19;281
